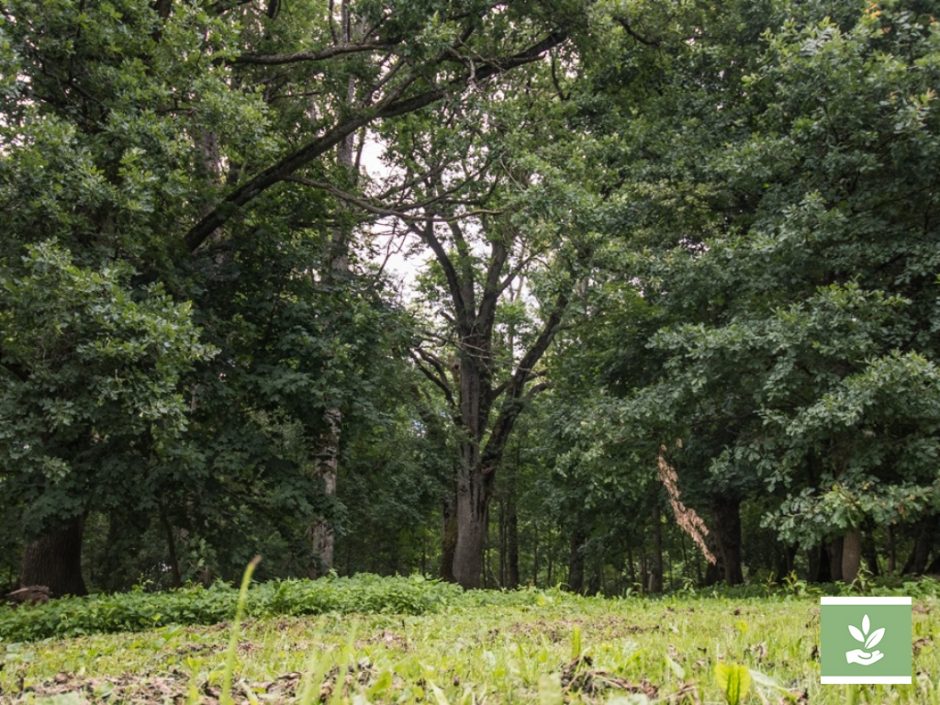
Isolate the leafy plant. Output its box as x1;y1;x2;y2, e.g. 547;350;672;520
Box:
714;662;752;705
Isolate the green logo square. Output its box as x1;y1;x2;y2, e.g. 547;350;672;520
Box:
819;596;912;684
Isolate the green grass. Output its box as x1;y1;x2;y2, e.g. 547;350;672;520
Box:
1;579;938;704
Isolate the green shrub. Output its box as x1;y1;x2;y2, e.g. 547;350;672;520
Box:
0;574;463;643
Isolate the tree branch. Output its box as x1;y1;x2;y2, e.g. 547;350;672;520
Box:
182;29;566;253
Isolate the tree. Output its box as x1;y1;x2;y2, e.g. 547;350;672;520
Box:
1;0;580;592
0;242;213;595
571;0;940;583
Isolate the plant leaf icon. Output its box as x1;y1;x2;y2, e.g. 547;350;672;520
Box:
862;614;870;635
865;627;885;650
849;624;865;643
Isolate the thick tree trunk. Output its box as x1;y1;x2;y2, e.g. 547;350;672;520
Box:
712;497;744;585
452;464;489;588
20;517;87;597
841;529;862;583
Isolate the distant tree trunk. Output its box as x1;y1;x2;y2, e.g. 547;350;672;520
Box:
639;549;649;593
703;560;721;586
20;517;87;597
159;504;182;588
903;517;934;574
505;457;520;589
649;508;664;593
625;542;636;588
807;543;831;583
567;525;586;593
532;527;540;586
887;525;897;574
587;558;602;595
712;497;744;585
309;407;340;577
828;536;844;582
841;529;862;583
775;544;796;579
506;503;520;589
440;489;458;582
862;528;879;577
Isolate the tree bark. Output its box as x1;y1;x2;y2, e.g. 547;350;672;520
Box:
506;494;520;589
841;529;862;583
159;504;182;588
887;525;897;574
828;536;844;582
903;517;934;574
862;528;879;577
712;497;744;585
567;524;586;593
309;407;340;577
452;463;489;588
807;543;831;583
20;517;87;597
440;492;458;582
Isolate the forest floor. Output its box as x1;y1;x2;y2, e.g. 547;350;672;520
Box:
1;589;938;705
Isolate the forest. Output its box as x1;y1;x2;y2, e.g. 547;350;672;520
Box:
2;0;940;605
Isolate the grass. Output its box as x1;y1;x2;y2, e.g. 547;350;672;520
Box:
0;579;938;704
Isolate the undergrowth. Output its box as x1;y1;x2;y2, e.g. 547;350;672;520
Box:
2;573;938;644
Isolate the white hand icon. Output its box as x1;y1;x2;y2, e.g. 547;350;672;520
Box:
846;649;885;666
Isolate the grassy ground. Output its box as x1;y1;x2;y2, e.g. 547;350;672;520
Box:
1;588;937;705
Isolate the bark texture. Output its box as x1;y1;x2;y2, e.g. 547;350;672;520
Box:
841;529;862;583
20;517;87;597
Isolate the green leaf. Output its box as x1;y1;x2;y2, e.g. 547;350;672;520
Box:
714;662;751;705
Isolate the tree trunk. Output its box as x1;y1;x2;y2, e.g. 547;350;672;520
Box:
649;508;664;593
20;517;87;597
452;467;488;588
567;525;586;593
862;529;879;577
309;407;340;577
506;500;520;589
309;2;357;580
159;504;182;588
841;529;861;583
712;497;744;585
903;517;936;574
828;536;844;582
440;492;458;582
807;543;831;583
505;457;520;589
532;527;540;586
887;525;897;574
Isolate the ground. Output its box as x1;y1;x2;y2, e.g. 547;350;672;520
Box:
0;592;937;704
